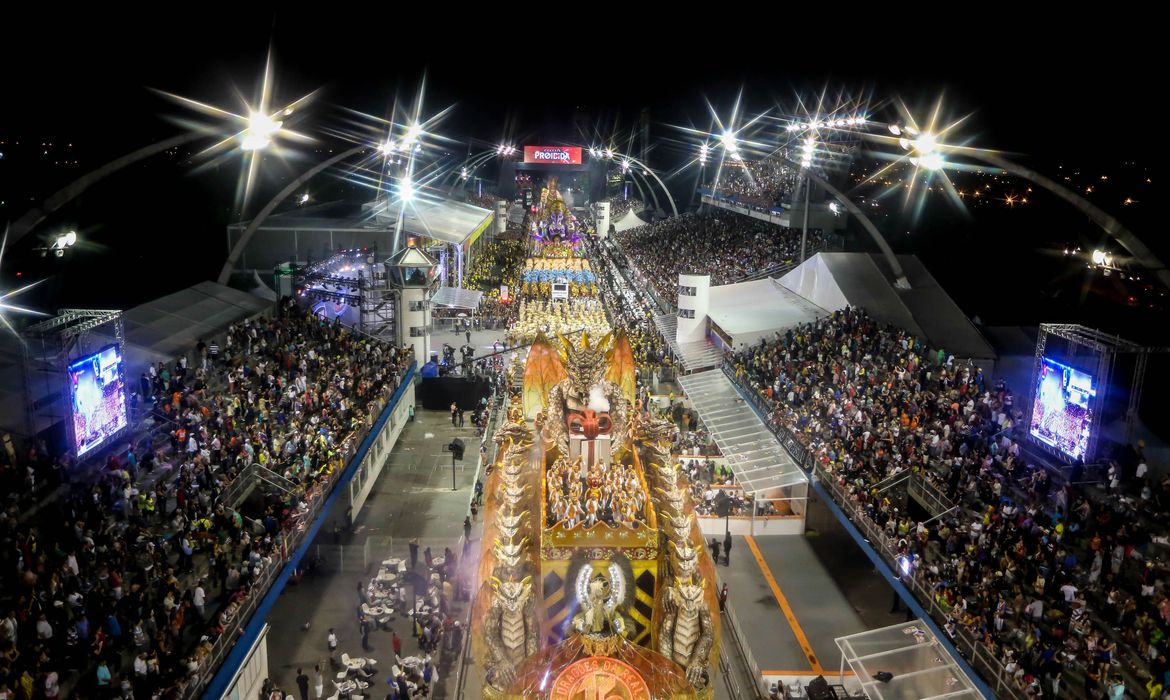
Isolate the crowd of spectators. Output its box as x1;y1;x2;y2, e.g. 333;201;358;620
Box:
583;237;666;368
730;306;1168;698
705;155;800;209
613;211;829;300
601;197;643;222
0;298;414;699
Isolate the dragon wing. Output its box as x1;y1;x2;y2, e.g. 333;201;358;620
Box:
605;332;637;404
522;334;568;419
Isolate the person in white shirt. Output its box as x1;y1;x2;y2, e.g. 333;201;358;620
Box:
193;582;206;619
134;654;149;678
36;613;53;640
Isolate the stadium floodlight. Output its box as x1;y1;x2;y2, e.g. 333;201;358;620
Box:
604;148;614;159
404;123;423;145
60;230;78;247
829;201;841;215
299;193;310;205
914;132;937;156
379;140;398;155
239;111;282;150
919;153;944;170
399;179;415;202
460;167;469;180
720;130;738;155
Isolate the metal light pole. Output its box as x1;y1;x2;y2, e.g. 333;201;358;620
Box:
800;170;811;262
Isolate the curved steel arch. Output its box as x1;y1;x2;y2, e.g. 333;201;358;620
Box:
8;132;205;246
972;151;1170;289
802;169;910;289
217;144;369;284
624;155;678;217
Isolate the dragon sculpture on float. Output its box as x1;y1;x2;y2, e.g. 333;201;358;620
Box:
474;329;718;699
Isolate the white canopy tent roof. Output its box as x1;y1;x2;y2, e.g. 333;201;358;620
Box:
706;278;828;349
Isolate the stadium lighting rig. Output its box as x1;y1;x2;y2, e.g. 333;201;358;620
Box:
784;114;868;133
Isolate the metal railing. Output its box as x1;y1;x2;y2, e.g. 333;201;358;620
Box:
181;366;413;699
719;597;767;699
719;361;1027;700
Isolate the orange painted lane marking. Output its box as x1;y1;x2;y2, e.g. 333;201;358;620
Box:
745;534;825;673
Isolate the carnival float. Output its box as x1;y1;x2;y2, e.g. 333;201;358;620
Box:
472;330;720;699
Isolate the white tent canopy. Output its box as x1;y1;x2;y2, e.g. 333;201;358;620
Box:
706;278;828;349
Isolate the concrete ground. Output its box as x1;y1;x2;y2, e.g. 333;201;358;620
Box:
259;368;907;698
262;406;485;698
714;500;905;679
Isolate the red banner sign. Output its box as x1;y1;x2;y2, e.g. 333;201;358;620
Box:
524;146;583;165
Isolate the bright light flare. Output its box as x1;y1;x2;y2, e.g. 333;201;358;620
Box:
0;230;49;335
239;111;283;150
914;133;937;156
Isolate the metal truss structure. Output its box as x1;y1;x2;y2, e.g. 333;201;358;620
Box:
1030;323;1159;463
20;309;126;449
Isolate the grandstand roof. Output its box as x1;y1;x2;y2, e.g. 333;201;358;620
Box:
779;253;997;363
234;197;494;248
114;281;271;368
706;278;829;348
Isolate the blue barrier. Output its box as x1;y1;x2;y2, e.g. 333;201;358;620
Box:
201;362;417;699
720;368;997;700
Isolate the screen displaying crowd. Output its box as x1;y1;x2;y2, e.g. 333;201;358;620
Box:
613;211;829;301
1030;357;1096;461
0;298;414;699
729;307;1166;697
69;345;130;458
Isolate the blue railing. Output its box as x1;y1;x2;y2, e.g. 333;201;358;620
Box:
198;362;417;700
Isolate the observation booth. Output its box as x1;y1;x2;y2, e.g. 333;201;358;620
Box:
831;621;988;700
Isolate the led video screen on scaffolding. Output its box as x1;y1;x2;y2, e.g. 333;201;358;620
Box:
68;344;128;457
1029;356;1097;461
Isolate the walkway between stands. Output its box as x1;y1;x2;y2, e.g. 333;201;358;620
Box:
262;406;484;697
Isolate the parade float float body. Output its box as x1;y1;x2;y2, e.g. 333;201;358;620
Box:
473;329;720;700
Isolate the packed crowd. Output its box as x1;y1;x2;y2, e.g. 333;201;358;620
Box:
0;299;414;699
463;240;526;297
706;155;800;209
730;306;1167;698
583;237;666;367
601;197;643;222
613;211;829;300
507;299;608;346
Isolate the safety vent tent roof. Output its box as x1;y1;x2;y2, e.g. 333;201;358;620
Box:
779;253;997;363
431;287;484;309
836;622;986;700
706;278;829;348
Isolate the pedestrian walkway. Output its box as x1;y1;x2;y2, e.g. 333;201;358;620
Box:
262;407;485;698
653;314;725;372
677;370;806;494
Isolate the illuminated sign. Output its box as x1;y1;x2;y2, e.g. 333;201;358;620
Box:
550;656;651;700
524;146;583;165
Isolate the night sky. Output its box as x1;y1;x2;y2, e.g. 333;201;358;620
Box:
1;11;1163;334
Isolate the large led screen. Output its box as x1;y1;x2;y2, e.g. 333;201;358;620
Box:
1029;356;1096;461
69;344;128;457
